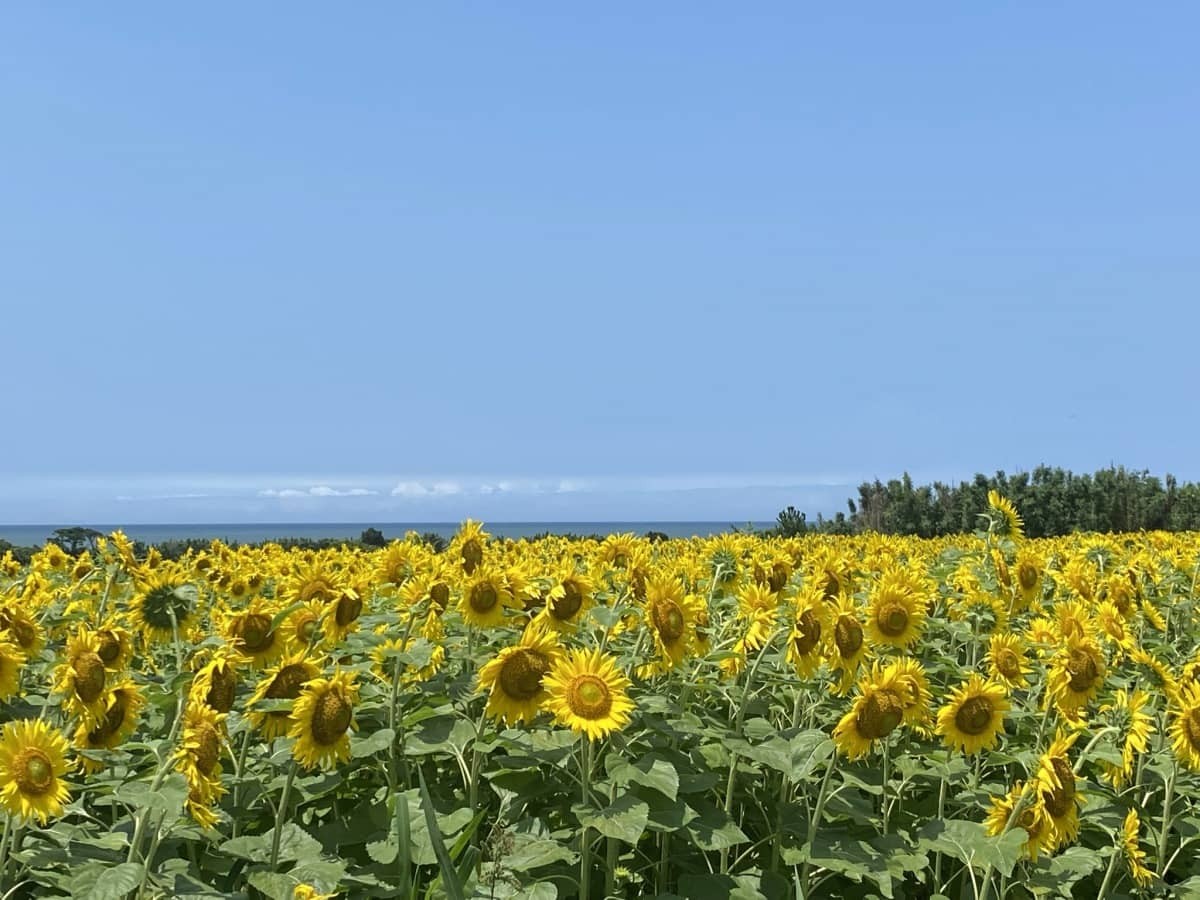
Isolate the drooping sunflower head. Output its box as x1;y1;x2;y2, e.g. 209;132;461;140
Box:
289;670;359;770
936;673;1010;756
452;519;490;575
542;649;635;741
598;532;638;571
54;627;109;728
477;628;563;725
94;621;133;672
282;558;345;608
880;656;933;727
1169;682;1200;772
866;569;929;649
190;648;241;714
984;782;1053;861
74;680;146;772
986;490;1024;541
0;639;27;702
324;584;367;643
0;602;44;657
282;600;329;653
223;599;284;667
1036;729;1083;850
1122;809;1155;887
1099;688;1155;788
786;585;829;678
1048;637;1106;715
175;701;227;829
247;652;322;739
0;718;72;824
642;575;697;670
542;564;596;630
826;594;867;675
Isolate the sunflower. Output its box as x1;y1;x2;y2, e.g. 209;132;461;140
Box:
540;564;597;631
94;621;133;672
1169;682;1200;771
987;490;1024;541
292;886;336;900
281;558;345;607
0;719;72;824
984;782;1053;861
786;586;830;678
0;603;44;657
190;648;241;714
129;570;195;642
721;582;780;678
1047;636;1106;716
248;652;322;740
865;570;928;650
53;627;109;728
459;566;518;629
832;665;907;759
987;633;1029;689
826;595;869;694
401;567;453;614
0;639;26;701
223;599;284;667
543;649;634;741
1036;729;1082;850
597;533;638;570
1099;689;1154;788
1094;600;1134;657
451;519;490;575
324;583;367;644
641;575;699;671
175;701;227;829
477;628;563;725
1122;809;1154;888
1130;647;1180;703
290;671;359;770
282;600;329;652
74;680;145;772
881;657;933;728
375;540;420;589
936;674;1009;755
1141;598;1167;633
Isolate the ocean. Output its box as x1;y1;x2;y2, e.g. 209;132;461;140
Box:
0;521;771;547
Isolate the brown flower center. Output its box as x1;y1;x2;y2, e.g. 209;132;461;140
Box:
955;696;995;736
237;614;275;653
97;631;122;665
835;617;863;658
1184;708;1200;752
88;692;131;744
461;539;483;575
469;583;498;614
311;690;352;745
5;617;36;650
856;689;904;741
1042;758;1076;818
1066;648;1099;693
298;578;335;605
14;748;54;796
995;649;1022;680
498;649;551;701
335;591;362;627
193;722;221;776
205;665;237;713
567;675;612;720
551;581;584;621
73;651;107;703
650;600;685;644
1017;563;1039;592
876;602;909;638
267;664;312;700
768;563;791;594
430;582;450;611
792;609;822;656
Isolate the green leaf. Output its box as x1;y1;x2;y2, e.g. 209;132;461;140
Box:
350;727;395;758
576;793;649;844
417;765;468;900
917;819;1026;878
685;804;748;851
788;731;835;781
608;754;680;800
504;835;577;872
220;822;321;863
246;871;296;900
69;862;144;900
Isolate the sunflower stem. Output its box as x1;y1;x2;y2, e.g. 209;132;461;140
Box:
230;726;253;839
881;737;892;834
0;816;14;886
799;753;837;898
1158;761;1176;877
769;689;806;874
603;782;619;898
269;760;299;869
1095;843;1122;900
579;737;593;900
932;773;948;890
720;639;774;874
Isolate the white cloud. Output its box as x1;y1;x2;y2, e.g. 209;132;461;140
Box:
391;480;463;498
257;486;378;499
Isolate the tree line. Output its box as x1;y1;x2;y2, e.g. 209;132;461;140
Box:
775;465;1200;537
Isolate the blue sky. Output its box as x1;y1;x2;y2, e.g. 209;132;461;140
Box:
2;5;1198;524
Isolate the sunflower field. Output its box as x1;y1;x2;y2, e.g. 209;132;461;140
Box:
1;498;1199;899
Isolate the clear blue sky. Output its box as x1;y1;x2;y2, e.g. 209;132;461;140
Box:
2;5;1198;524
